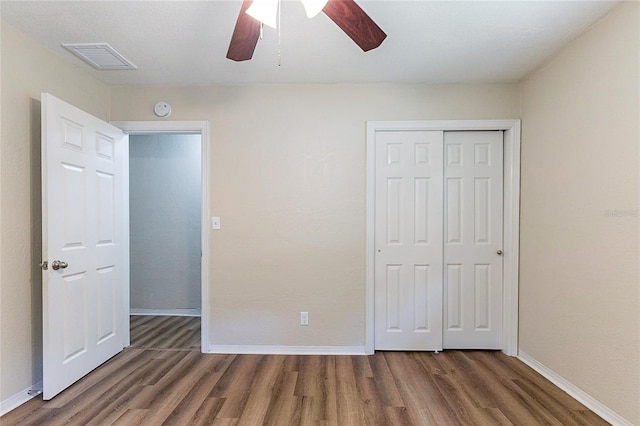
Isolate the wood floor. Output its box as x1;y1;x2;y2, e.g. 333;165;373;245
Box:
2;316;608;426
129;315;201;351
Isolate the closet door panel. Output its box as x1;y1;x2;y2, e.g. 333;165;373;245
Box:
374;131;443;350
443;131;503;349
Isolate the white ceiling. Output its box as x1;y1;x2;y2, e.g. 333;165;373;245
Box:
1;0;620;86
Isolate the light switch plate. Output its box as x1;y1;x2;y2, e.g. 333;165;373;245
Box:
211;216;221;230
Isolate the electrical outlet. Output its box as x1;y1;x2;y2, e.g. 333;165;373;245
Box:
300;311;309;326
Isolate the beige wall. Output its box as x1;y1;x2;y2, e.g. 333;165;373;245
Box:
0;23;111;402
519;2;639;424
111;84;519;347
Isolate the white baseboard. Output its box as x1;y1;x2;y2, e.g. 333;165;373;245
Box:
518;351;633;426
130;308;201;317
0;381;42;417
207;345;366;355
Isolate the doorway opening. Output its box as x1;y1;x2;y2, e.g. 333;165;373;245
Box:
129;133;202;350
112;121;210;352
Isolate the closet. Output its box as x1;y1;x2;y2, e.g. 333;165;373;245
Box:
373;130;504;351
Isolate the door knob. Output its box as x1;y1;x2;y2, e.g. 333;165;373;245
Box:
51;260;68;270
496;250;503;256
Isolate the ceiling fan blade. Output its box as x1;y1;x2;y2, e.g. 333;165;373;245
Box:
226;0;261;62
322;0;386;52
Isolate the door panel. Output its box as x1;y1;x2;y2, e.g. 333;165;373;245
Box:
374;131;443;350
42;93;128;399
443;131;503;349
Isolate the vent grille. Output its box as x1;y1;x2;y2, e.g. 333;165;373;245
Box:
62;43;137;70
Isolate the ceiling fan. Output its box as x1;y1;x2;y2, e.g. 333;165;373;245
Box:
226;0;387;61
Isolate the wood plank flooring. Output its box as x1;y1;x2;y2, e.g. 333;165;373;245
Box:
2;316;608;425
130;315;200;351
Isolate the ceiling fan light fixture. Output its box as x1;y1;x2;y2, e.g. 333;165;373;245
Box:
301;0;328;18
246;0;279;29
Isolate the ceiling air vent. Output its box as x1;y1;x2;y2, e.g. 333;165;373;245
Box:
62;43;137;70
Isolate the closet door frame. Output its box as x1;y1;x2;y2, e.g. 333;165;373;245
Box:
365;120;521;356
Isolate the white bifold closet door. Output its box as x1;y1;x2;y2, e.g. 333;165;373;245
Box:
374;130;503;351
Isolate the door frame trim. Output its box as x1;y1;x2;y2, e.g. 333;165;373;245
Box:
365;120;521;356
111;121;210;352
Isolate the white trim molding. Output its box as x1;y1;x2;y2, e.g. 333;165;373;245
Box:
130;308;201;317
209;345;366;356
111;121;211;353
365;120;521;356
0;381;42;416
518;351;633;426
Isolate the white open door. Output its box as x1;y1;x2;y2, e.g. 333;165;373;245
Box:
41;93;129;400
